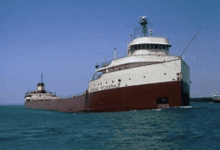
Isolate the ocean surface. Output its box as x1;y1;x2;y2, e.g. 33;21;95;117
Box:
1;102;220;150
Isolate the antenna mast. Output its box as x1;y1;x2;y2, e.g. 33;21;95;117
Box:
114;48;117;59
140;16;148;37
41;73;43;83
179;27;202;57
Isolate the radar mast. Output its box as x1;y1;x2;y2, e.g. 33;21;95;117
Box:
139;16;148;37
41;73;43;83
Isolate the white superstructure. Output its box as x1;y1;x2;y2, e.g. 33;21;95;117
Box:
24;74;59;102
25;92;59;102
88;16;190;93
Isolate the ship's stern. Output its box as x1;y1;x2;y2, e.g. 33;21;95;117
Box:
181;59;190;106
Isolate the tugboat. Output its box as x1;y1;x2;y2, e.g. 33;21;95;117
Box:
25;16;190;112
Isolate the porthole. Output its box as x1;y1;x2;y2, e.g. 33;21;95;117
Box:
143;76;145;78
106;82;107;84
118;79;121;82
129;78;131;80
164;73;166;75
112;81;114;83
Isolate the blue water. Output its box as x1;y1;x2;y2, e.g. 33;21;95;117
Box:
0;103;220;150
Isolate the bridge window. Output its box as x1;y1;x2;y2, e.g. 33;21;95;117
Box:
146;44;149;49
135;45;138;50
159;45;162;49
130;44;169;51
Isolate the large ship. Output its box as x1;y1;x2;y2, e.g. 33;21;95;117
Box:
25;16;190;112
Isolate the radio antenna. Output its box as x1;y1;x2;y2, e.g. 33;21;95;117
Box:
179;27;202;58
41;73;43;83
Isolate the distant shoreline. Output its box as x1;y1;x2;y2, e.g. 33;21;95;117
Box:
0;103;24;106
190;97;213;102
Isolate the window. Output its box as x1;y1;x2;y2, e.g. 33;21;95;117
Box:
159;45;162;49
146;44;149;49
150;45;154;49
162;45;165;49
135;45;137;50
141;44;146;49
138;45;141;50
155;45;158;49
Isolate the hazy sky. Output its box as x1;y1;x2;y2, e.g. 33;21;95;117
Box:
1;0;220;104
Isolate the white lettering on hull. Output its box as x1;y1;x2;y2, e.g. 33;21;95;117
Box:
90;84;118;92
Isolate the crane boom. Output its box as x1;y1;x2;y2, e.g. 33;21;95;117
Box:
179;27;202;57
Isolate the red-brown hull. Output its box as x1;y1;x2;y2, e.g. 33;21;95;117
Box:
25;81;190;112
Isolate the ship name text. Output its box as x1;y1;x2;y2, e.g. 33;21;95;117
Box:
90;84;118;92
